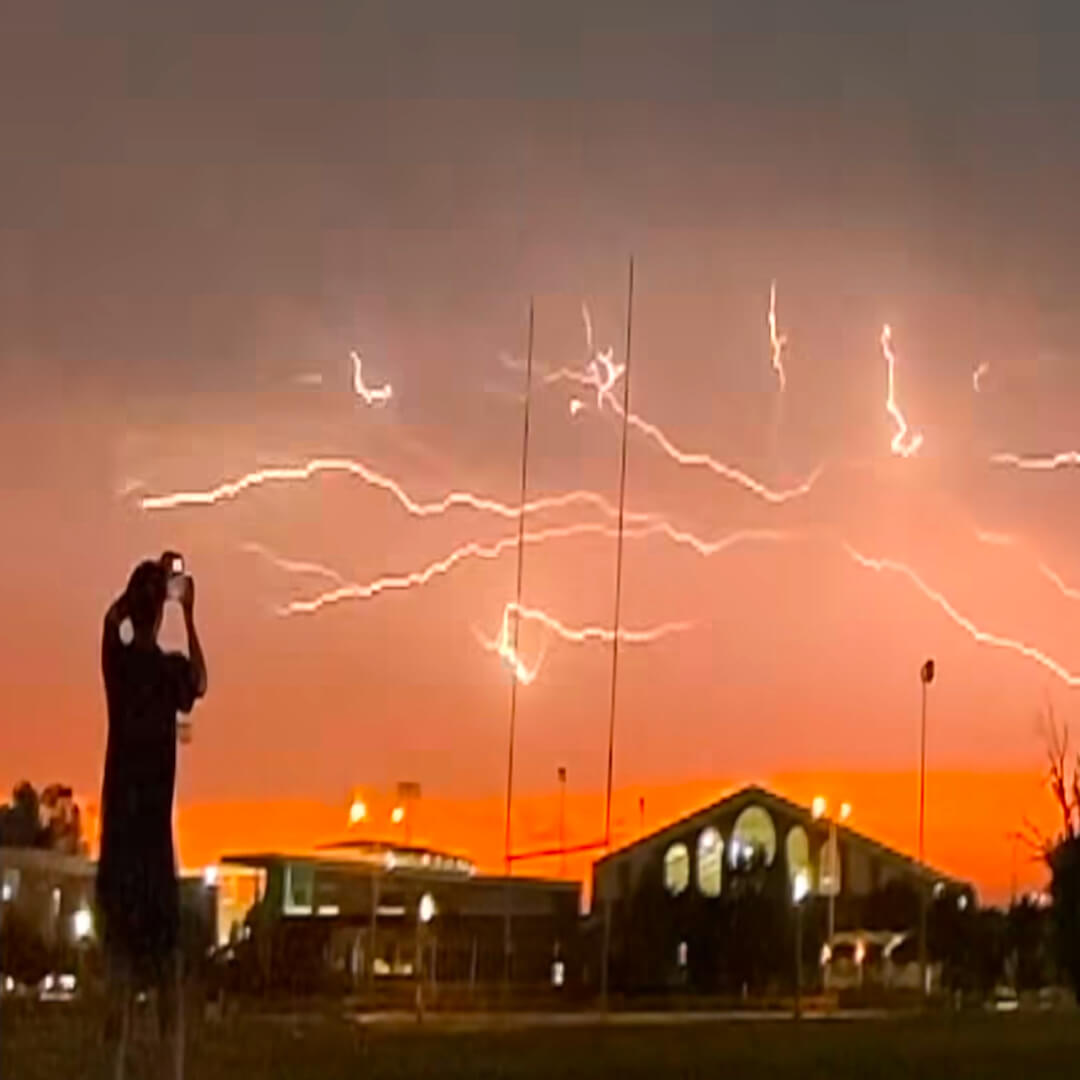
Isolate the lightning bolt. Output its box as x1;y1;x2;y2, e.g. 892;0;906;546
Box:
477;607;547;685
479;600;692;659
276;523;796;615
768;281;788;392
351;350;393;406
1038;564;1080;602
990;451;1080;471
569;398;585;416
881;325;923;457
843;542;1080;686
973;361;989;392
537;306;821;504
138;456;660;526
240;542;348;586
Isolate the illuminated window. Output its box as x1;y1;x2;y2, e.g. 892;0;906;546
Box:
283;863;314;915
696;827;723;897
786;826;811;888
730;805;777;869
663;843;690;896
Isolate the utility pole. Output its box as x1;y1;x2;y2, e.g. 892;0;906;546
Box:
502;299;535;1003
557;765;568;878
600;256;635;1012
918;657;935;999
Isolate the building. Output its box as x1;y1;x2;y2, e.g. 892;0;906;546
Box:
215;839;581;1000
590;785;973;996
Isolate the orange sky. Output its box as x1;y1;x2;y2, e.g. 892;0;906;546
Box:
4;8;1080;916
162;769;1058;907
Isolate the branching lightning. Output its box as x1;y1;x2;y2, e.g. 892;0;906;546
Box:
351;350;393;406
768;281;788;392
240;542;348;586
880;325;923;457
973;361;989;393
843;543;1080;686
139;456;658;526
275;523;796;615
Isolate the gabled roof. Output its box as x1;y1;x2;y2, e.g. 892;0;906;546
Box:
594;783;969;889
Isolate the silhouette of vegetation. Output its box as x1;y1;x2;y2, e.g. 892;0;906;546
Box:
0;781;84;853
1034;709;1080;994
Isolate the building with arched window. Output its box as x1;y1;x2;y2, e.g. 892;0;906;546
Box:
591;785;971;995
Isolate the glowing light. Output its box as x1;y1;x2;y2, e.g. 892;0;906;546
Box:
880;325;923;457
569;398;584;416
348;799;368;825
843;542;1080;686
854;939;866;965
481;604;545;685
811;796;826;820
140;456;664;526
350;350;392;406
418;892;436;923
391;806;405;825
1039;563;1080;601
990;451;1080;470
973;361;989;392
820;944;832;966
793;869;810;903
72;908;93;940
839;802;852;822
279;524;795;616
202;866;219;887
768;281;788;392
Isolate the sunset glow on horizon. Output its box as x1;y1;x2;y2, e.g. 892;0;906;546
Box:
5;5;1080;914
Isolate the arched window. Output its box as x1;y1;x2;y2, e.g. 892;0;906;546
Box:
729;805;777;869
697;827;723;897
786;826;810;889
663;842;690;896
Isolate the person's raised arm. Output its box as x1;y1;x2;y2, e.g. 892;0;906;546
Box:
179;576;208;699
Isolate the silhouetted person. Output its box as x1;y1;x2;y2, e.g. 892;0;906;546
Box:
98;553;207;1080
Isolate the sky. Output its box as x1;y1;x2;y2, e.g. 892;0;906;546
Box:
3;1;1080;903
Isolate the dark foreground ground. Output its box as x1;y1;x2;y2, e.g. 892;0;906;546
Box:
4;1005;1080;1079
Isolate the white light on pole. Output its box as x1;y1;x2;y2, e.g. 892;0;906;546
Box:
73;907;93;941
418;893;436;924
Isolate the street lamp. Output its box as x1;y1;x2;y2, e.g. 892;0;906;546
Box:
557;766;568;878
793;869;810;1020
919;657;935;998
812;795;851;977
348;798;368;826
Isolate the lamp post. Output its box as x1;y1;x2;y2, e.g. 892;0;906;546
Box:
812;796;851;987
793;869;810;1020
557;766;567;878
918;658;935;998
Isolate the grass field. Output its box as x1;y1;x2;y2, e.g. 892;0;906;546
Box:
4;1006;1080;1078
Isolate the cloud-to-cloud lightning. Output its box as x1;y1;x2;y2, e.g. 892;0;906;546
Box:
990;451;1080;471
880;325;923;457
768;281;788;392
351;350;393;406
843;543;1080;686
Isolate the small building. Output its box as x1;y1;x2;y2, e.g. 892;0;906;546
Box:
590;785;973;996
216;839;581;999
